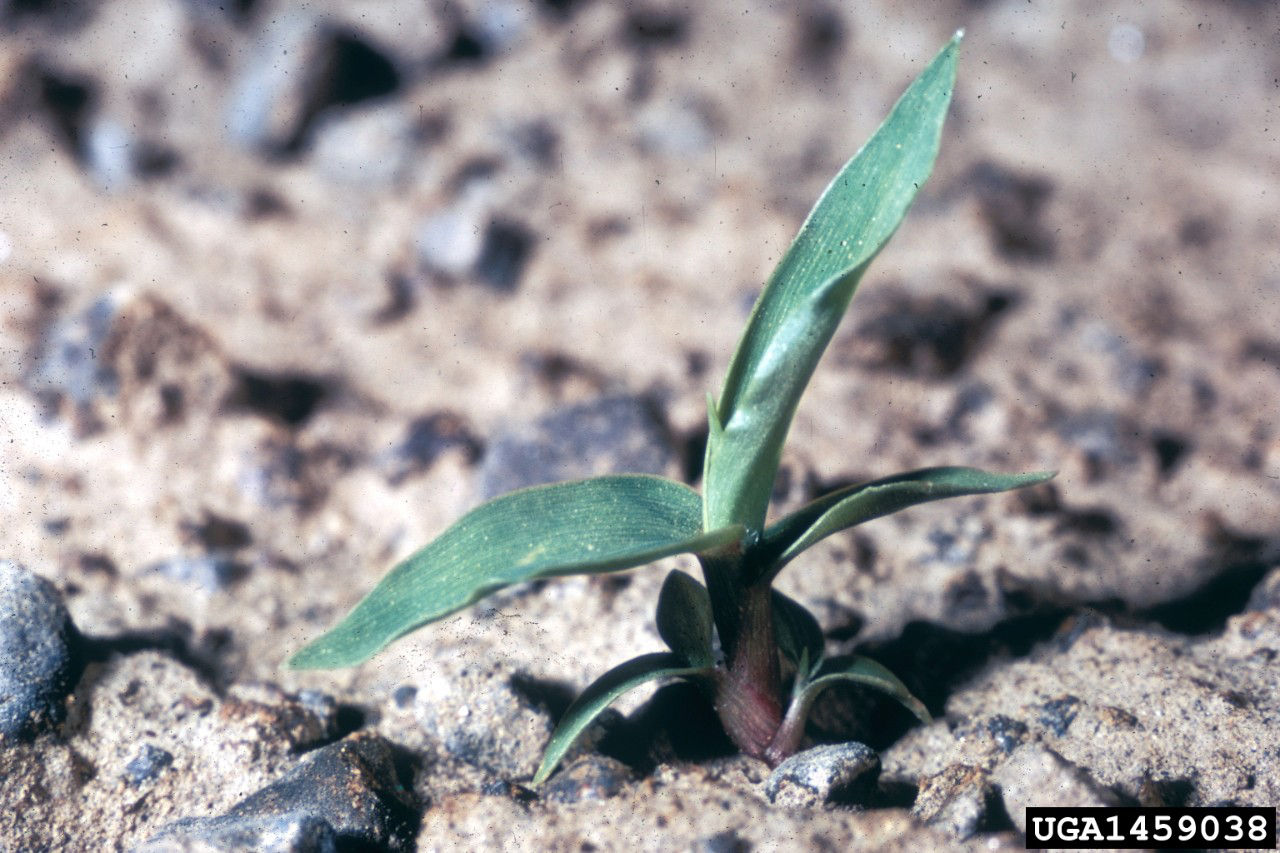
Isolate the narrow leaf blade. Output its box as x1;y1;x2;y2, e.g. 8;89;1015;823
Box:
656;570;715;668
764;467;1055;572
533;652;707;785
291;475;743;669
704;34;962;532
798;655;932;726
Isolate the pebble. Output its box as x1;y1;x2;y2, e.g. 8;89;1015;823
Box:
309;104;414;187
763;742;880;809
0;560;79;742
476;394;675;499
123;744;174;786
24;293;122;411
912;764;992;840
147;555;245;592
137;814;337;853
145;732;415;851
541;755;634;804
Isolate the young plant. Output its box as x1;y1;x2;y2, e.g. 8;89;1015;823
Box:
290;33;1052;784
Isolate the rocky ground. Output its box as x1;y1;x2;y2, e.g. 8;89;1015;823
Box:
1;0;1278;850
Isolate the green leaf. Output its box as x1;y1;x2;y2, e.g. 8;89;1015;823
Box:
704;34;962;533
792;655;931;727
291;475;744;669
533;652;709;785
771;590;824;682
656;570;715;667
761;467;1055;577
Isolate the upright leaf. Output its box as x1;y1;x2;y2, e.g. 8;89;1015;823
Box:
533;652;710;785
704;34;962;533
760;467;1055;577
656;570;715;667
291;475;743;669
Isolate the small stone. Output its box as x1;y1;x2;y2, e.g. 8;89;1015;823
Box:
0;560;79;741
147;555;246;592
473;219;534;292
985;714;1028;754
1038;695;1081;737
146;732;414;850
1053;409;1142;470
993;743;1120;834
23;293;122;411
635;99;713;156
137;814;337;853
695;829;753;853
541;755;634;804
379;412;481;485
476;394;675;499
764;742;880;809
123;744;174;786
414;179;493;279
309;103;414;187
912;764;992;841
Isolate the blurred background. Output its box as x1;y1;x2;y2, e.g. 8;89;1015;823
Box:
0;0;1278;844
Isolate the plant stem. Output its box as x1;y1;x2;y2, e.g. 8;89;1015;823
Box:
699;552;783;762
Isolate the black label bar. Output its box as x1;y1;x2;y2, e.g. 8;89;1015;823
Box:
1024;806;1276;849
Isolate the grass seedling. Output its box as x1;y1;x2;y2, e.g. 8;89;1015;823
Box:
290;33;1053;784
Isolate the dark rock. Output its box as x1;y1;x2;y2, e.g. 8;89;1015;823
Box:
380;412;482;485
224;369;329;428
147;733;415;851
0;560;79;741
226;17;401;156
912;764;993;840
476;394;675;499
1038;695;1081;737
764;742;880;809
696;829;753;853
473;219;534;292
984;714;1028;754
542;755;634;804
23;292;121;415
138;814;337;853
123;744;174;786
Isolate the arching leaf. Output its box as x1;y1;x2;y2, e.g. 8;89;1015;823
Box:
533;652;710;785
291;475;743;669
760;467;1055;579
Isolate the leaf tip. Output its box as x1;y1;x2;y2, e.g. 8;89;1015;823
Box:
952;28;965;45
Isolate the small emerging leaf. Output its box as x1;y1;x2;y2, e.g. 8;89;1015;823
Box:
771;590;824;682
656;570;715;668
704;34;962;533
533;652;709;785
291;475;744;669
760;467;1055;578
796;655;931;727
